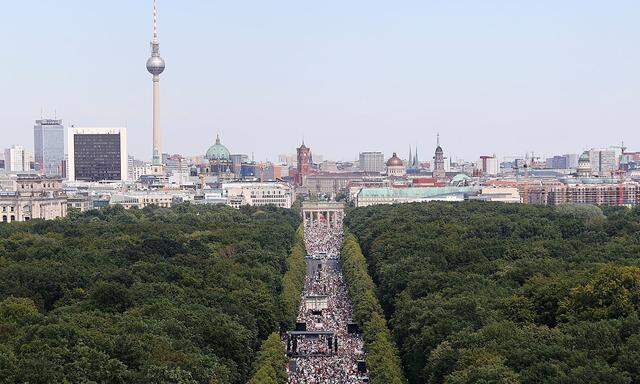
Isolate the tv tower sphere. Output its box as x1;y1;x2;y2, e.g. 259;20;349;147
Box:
146;55;165;76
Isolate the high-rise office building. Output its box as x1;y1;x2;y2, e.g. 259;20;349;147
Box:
589;149;618;177
565;154;579;169
3;145;31;173
34;119;64;176
358;152;385;173
229;154;249;176
479;155;499;175
546;155;568;169
67;127;128;182
545;154;579;170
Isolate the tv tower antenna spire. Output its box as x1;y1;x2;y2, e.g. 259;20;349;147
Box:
153;0;158;43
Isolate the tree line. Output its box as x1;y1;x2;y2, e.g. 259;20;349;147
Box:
0;204;299;384
249;226;306;384
346;202;640;384
342;232;406;384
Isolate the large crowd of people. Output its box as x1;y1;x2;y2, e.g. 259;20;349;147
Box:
304;221;344;259
287;221;367;383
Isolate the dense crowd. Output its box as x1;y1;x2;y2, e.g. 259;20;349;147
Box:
304;222;343;259
287;222;367;383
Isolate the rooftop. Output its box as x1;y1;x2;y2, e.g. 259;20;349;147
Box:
358;186;479;198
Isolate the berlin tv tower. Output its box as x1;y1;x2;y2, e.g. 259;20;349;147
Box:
146;0;166;167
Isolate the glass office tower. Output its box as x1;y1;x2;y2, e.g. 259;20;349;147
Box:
34;119;64;176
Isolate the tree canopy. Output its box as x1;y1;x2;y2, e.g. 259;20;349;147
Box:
0;204;299;384
346;201;640;384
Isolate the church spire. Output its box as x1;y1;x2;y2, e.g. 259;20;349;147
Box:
408;146;412;167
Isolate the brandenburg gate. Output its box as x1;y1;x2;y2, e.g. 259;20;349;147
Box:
301;201;345;228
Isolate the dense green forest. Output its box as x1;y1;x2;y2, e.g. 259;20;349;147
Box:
0;204;299;384
346;202;640;384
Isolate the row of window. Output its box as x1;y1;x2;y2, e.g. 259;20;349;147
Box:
20;183;57;189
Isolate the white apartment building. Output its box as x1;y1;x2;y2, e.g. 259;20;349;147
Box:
109;191;194;209
470;187;522;203
479;156;500;176
4;145;32;173
222;182;293;209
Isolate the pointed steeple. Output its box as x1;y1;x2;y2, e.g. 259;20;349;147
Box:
408;146;413;167
414;145;419;167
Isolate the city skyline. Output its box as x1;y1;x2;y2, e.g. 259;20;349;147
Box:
1;1;639;161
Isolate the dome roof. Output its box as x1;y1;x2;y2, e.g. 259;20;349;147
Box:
451;173;471;183
435;145;443;154
386;152;404;167
205;134;230;160
578;151;590;163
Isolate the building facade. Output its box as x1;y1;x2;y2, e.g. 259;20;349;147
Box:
110;192;178;209
305;172;378;196
34;119;65;176
589;149;618;177
222;182;293;209
546;154;578;170
359;152;385;173
4;145;31;173
0;174;67;222
470;187;522;203
529;182;640;207
67;127;128;182
479;155;499;176
356;186;479;207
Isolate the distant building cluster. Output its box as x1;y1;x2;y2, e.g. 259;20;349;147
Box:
3;114;640;222
2;0;639;222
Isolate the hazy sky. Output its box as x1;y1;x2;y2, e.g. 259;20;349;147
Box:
1;1;639;162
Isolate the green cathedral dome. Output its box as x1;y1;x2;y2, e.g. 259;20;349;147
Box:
205;134;230;160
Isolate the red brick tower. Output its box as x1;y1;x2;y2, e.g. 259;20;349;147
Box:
296;141;311;186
